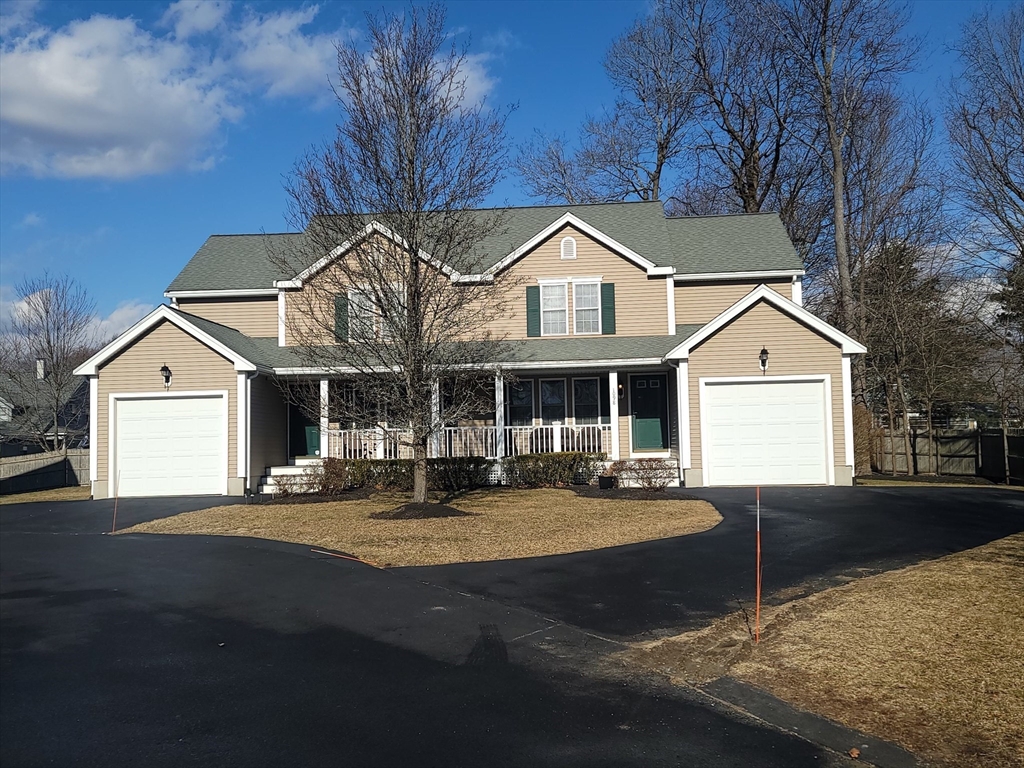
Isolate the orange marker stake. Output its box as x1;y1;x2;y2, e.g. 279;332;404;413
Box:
755;485;761;644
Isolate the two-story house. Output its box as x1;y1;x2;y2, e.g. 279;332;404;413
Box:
75;200;865;498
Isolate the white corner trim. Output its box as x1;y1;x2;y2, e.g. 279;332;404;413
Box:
666;276;676;334
74;305;259;376
107;390;230;497
791;276;803;306
697;375;835;487
485;212;660;276
165;289;278;299
277;290;286;347
89;376;98;482
676;362;690;469
237;373;247;478
608;370;620;461
663;284;868;360
842;354;854;468
673;269;804;283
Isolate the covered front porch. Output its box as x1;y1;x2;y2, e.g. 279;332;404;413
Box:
287;367;680;465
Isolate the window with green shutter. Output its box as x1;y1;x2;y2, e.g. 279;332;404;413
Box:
600;283;615;335
526;286;541;337
334;293;348;342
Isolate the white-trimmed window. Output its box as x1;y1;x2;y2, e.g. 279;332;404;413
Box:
348;288;375;341
573;378;600;424
573;280;601;334
540;282;568;336
506;380;534;426
560;236;577;260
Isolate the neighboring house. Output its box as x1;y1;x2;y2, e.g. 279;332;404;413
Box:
0;372;89;458
75;200;865;499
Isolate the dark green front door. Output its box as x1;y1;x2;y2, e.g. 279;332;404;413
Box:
631;374;668;450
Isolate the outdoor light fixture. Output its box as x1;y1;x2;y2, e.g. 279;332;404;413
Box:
160;364;172;388
759;347;769;373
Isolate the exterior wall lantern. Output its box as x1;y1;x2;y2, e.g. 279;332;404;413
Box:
759;347;769;373
160;364;172;389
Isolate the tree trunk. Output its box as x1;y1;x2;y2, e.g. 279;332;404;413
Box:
896;378;914;475
1003;417;1011;486
829;134;856;337
886;387;898;476
412;441;428;503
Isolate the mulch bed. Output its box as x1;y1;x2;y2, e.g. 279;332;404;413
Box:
370;502;477;520
258;487;376;504
572;485;700;501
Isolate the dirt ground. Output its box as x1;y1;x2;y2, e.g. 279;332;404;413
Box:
0;485;91;505
121;487;721;566
622;532;1024;768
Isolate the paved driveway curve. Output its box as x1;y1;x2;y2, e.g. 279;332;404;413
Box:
405;487;1024;639
1;496;847;768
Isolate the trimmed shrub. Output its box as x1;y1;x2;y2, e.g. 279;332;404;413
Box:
609;458;675;490
308;457;350;496
426;456;495;494
503;452;604;488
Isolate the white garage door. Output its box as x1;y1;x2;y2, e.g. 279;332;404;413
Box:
703;380;829;486
114;395;226;497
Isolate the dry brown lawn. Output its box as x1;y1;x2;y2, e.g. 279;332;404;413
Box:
121;488;721;566
857;478;1023;491
624;533;1024;768
0;485;91;505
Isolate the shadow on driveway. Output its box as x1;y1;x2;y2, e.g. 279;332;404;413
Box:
403;486;1024;639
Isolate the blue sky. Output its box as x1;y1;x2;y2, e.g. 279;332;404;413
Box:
0;0;1011;337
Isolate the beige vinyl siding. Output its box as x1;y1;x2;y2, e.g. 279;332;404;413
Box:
487;225;669;339
687;300;844;470
248;374;287;489
176;296;278;337
96;320;238;482
675;279;791;325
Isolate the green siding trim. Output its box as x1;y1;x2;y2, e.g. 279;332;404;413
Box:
601;283;616;335
526;286;541;337
334;293;348;342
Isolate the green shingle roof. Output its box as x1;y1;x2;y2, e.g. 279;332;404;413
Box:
665;212;802;275
166;202;802;293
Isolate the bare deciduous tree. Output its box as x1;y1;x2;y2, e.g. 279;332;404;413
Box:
766;0;917;337
516;4;697;202
0;273;95;455
273;4;516;508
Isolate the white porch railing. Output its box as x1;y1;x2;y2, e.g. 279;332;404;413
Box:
324;424;612;460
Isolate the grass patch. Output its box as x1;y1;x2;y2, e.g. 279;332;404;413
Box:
120;487;721;567
0;485;91;505
623;533;1024;768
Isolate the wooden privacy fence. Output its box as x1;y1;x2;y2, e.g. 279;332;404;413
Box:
872;428;1024;485
0;449;89;495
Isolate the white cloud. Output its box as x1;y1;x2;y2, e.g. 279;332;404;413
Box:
230;6;337;99
86;300;153;343
20;212;43;227
459;53;497;106
0;15;241;178
0;0;39;37
161;0;231;39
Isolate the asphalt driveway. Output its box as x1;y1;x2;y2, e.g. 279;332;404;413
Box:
1;495;849;768
404;486;1024;639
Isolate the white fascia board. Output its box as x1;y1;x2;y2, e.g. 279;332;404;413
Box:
74;305;258;376
275;220;460;289
673;269;805;282
663;284;868;360
484;212;660;277
164;289;278;298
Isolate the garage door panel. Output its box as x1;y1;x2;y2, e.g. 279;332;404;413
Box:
115;396;225;497
704;380;828;486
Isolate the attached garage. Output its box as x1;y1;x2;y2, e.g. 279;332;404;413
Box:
700;378;831;486
111;393;227;497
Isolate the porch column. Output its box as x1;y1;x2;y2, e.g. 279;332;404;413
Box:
494;372;505;460
319;379;329;458
430;379;441;459
676;362;690;481
608;371;620;460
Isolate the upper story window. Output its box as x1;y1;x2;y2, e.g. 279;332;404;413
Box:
573;281;601;334
540;282;568;335
560;236;577;260
348;288;376;341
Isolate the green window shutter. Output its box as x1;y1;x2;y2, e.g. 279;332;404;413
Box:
601;283;616;335
526;286;541;337
334;293;348;342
